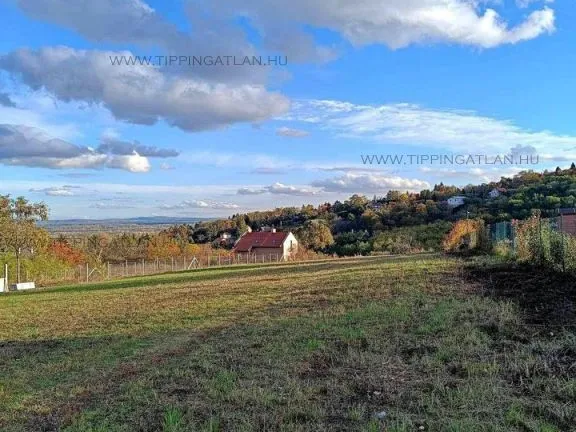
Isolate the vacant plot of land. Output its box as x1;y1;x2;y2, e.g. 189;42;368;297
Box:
0;255;574;431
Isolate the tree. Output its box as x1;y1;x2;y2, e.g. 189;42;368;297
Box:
0;196;49;283
49;239;86;266
295;220;334;251
146;234;181;259
234;215;250;236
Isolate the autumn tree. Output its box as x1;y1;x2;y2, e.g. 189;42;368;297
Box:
295;220;334;251
146;234;181;259
0;195;49;283
49;239;86;266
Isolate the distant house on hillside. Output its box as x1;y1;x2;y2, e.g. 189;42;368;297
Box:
233;230;298;261
216;232;236;248
447;195;466;207
489;188;506;199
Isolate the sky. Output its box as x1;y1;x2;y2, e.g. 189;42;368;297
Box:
0;0;575;219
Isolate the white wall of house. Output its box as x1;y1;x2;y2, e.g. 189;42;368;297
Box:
283;233;298;258
447;196;466;207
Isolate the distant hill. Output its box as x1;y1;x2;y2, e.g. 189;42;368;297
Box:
41;217;211;234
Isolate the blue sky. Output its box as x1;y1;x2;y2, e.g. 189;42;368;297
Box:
0;0;575;219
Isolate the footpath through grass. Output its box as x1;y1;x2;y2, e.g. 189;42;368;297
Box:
0;255;574;431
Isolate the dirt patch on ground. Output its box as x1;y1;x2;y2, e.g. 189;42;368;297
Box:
466;262;576;327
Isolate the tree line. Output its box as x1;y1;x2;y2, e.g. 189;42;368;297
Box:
1;164;575;284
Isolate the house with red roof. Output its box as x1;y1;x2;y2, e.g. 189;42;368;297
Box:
233;229;298;261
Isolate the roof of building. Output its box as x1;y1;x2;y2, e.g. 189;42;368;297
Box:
233;231;290;252
558;208;576;215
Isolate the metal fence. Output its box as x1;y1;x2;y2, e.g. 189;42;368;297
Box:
488;213;576;273
55;252;290;284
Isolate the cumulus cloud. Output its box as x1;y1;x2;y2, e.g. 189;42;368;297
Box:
0;47;290;132
276;127;310;138
0;124;171;172
311;172;430;193
15;0;266;84
14;0;554;73
209;0;554;50
288;100;576;154
160;200;240;210
237;182;319;196
237;187;268;195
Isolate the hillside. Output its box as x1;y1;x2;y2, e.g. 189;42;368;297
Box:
1;255;574;431
176;166;576;256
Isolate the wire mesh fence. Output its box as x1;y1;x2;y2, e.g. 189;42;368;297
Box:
487;212;576;273
54;252;290;284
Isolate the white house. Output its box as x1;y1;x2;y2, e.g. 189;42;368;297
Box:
233;230;298;261
447;195;466;207
489;188;506;199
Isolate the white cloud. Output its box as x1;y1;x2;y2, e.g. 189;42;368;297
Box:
0;124;171;172
160;200;240;210
211;0;554;50
29;185;76;196
237;187;268;195
312;172;430;193
288;99;576;155
106;152;151;173
14;0;555;75
276;126;310;138
238;182;319;196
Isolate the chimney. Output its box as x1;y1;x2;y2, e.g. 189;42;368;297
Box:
271;228;276;233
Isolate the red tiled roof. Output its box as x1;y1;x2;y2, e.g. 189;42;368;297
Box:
233;231;289;252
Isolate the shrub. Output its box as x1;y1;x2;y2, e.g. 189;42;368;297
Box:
443;219;489;253
493;241;513;260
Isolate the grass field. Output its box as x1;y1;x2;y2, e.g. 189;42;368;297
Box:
1;255;575;431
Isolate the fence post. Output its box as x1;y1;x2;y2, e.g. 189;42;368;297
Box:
107;262;111;279
86;262;89;283
539;218;543;264
561;214;566;273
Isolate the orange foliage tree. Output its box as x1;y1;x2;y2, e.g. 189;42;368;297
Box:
49;239;86;265
146;234;181;259
443;219;488;253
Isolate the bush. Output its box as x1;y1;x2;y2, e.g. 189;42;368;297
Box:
514;215;576;272
443;219;489;254
493;241;514;260
0;253;73;286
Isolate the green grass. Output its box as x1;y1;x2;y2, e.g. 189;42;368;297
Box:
0;255;574;431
